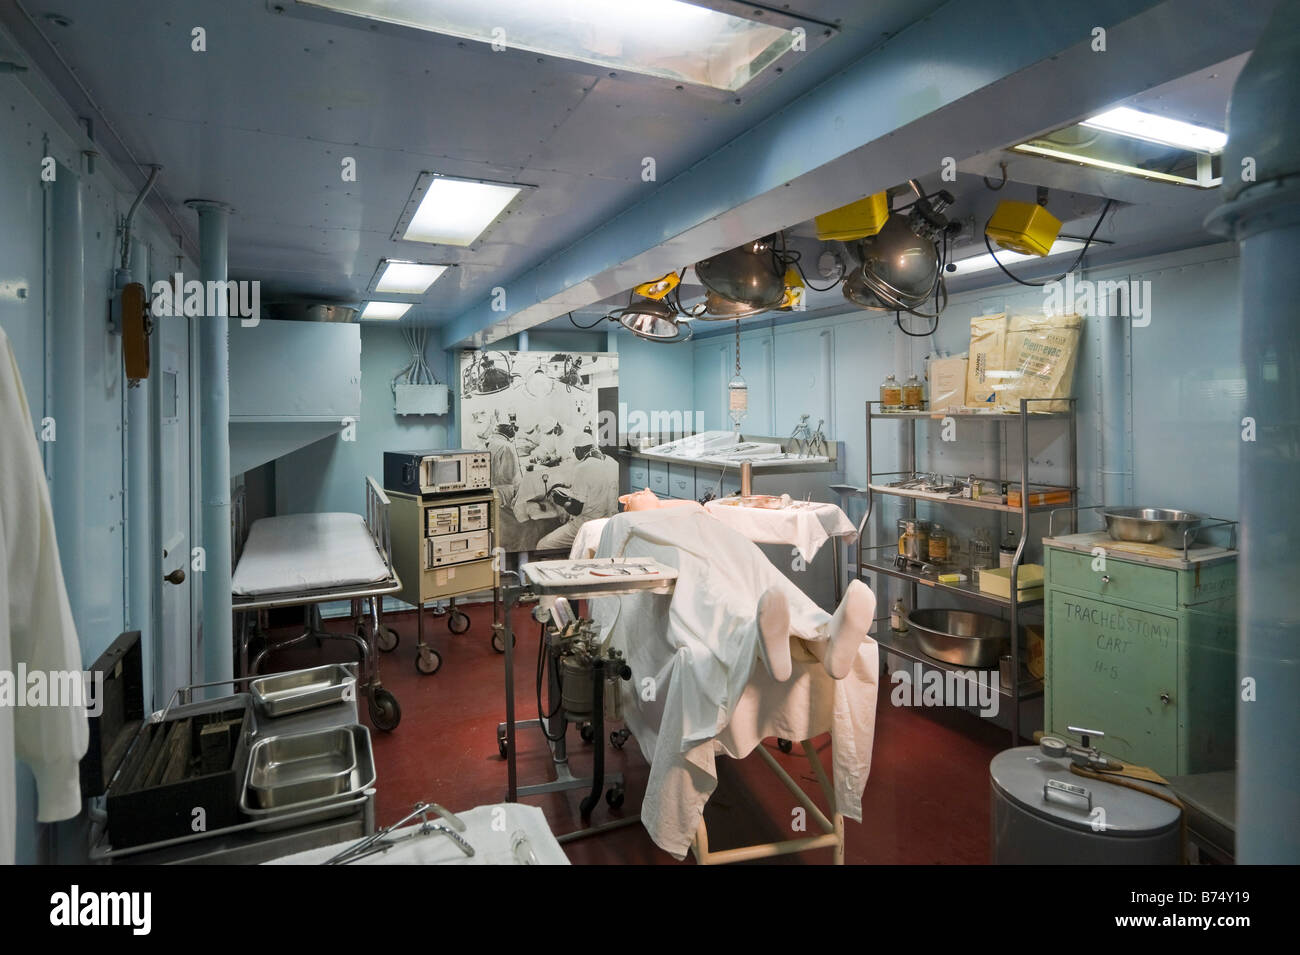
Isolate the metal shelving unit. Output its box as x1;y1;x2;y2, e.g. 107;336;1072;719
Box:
852;397;1078;743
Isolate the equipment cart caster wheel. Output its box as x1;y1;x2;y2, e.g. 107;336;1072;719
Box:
579;722;595;743
431;604;447;617
448;611;471;635
610;729;630;750
605;785;625;810
368;689;401;732
497;731;509;759
416;646;443;675
777;738;793;754
491;631;516;653
375;625;399;653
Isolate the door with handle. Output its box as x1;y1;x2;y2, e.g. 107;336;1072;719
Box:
154;317;193;706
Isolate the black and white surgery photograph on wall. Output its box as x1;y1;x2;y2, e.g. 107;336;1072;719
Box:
460;350;620;552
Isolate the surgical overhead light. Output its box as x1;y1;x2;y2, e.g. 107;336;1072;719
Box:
700;289;771;320
841;181;957;318
693;236;787;319
608;299;693;344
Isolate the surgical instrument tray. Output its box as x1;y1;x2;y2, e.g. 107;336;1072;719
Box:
240;724;376;832
250;664;357;719
246;727;358;809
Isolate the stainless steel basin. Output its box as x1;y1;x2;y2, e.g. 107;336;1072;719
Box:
1102;506;1203;547
906;608;1010;669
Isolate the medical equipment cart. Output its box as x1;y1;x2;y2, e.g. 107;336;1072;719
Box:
83;645;376;865
389;488;501;674
494;559;676;836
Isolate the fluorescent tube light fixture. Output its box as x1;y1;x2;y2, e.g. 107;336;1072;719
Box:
1081;106;1227;154
394;172;530;248
373;260;449;294
295;0;796;91
947;238;1088;277
361;301;413;320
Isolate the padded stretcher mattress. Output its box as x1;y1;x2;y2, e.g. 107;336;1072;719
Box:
232;512;390;598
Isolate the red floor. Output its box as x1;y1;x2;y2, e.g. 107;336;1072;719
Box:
264;600;1008;864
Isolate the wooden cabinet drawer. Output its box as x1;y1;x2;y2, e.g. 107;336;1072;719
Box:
626;460;649;493
667;464;695;500
1047;547;1178;609
647;461;669;495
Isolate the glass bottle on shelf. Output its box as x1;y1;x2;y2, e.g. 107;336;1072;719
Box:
902;373;925;410
880;374;902;412
928;522;949;564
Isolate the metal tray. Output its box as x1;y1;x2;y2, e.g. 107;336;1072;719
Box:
247;727;357;809
250;665;357;719
240;725;375;832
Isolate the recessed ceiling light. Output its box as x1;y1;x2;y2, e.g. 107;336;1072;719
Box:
947;238;1089;276
1081;106;1227;153
372;260;448;294
361;301;413;320
295;0;796;91
394;172;529;247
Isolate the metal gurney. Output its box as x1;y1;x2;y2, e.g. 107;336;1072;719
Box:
233;476;404;731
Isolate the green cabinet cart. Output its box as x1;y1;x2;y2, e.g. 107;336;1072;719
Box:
1043;529;1238;776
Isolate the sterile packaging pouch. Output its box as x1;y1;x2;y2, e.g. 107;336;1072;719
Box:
995;313;1083;413
965;313;1007;409
927;355;968;412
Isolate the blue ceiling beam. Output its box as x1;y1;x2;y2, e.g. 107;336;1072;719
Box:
439;0;1269;349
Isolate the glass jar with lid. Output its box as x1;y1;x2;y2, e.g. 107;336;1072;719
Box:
880;374;903;412
902;373;925;410
928;522;950;564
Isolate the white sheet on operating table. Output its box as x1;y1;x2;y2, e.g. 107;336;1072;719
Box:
589;510;878;859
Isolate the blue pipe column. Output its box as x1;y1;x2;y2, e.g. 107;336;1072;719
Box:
1098;306;1132;508
1205;0;1300;864
49;168;86;630
185;199;234;689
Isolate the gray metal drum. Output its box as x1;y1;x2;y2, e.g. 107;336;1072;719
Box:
990;746;1181;864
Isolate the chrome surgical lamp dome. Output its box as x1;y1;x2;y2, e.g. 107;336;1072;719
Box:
607;299;693;343
842;213;941;313
693;236;786;319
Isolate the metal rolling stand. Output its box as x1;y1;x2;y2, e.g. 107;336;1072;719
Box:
494;560;676;836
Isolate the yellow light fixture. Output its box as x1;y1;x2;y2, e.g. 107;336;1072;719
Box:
985;200;1063;257
633;272;681;300
814;192;889;241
